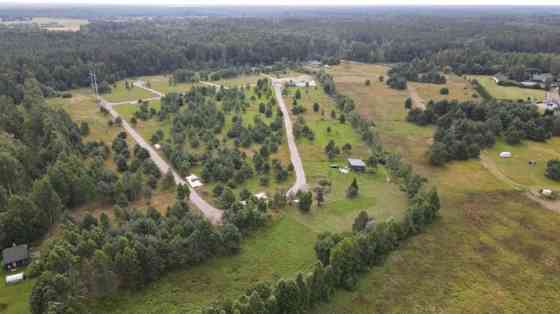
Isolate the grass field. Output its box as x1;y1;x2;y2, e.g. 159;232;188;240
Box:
137;75;196;94
284;84;409;231
410;74;480;103
103;81;156;103
310;62;560;313
211;74;263;88
0;268;35;314
484;138;560;190
468;75;545;102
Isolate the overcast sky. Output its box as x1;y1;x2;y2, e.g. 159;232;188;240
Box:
3;0;560;6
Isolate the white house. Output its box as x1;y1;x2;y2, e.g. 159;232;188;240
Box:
499;152;512;158
186;175;203;188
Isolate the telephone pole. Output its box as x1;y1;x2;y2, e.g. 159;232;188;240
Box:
89;70;100;105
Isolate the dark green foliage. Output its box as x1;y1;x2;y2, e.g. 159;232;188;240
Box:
346;178;359;199
296;191;313;212
440;87;449;95
545;159;560;181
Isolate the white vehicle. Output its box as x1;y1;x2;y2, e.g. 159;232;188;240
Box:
5;273;24;285
186;175;203;188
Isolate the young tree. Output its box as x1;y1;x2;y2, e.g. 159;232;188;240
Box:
315;188;325;207
79;121;90;136
161;170;175;190
297;191;313;212
352;210;370;233
365;79;371;86
440;87;449;95
313;102;320;112
404;97;413;110
346;178;359;199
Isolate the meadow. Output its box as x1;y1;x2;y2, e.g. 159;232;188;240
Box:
410;73;480;103
102;80;156;103
310;62;560;313
469;75;545;102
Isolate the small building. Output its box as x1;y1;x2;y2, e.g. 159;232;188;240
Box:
542;189;553;197
254;192;268;200
347;158;366;172
499;152;512;158
5;273;24;285
2;244;30;271
493;73;508;84
186;174;203;188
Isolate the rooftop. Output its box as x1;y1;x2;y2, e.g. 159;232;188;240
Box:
348;158;366;167
2;244;29;265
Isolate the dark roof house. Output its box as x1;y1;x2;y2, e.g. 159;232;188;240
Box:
2;244;30;270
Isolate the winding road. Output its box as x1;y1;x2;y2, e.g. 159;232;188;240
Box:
98;92;223;224
272;79;308;196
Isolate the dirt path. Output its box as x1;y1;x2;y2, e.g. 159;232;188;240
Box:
480;154;560;213
407;84;426;110
272;79;307;196
133;81;164;98
200;81;223;89
98;97;223;224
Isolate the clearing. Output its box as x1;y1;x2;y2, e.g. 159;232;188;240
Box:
468;75;545;102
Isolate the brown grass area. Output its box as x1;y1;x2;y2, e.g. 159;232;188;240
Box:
410;74;480;103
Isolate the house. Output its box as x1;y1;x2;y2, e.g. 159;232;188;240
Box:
308;60;321;67
499;152;512;158
347;158;366;172
493;73;508;84
186;174;203;188
2;244;30;271
5;273;24;285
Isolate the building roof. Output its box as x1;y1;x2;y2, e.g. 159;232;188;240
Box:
348;158;366;167
2;245;29;265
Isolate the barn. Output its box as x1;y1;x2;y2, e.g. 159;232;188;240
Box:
2;244;30;271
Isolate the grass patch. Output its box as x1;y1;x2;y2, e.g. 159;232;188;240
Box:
103;81;155;103
315;62;560;313
410;74;480;103
138;75;196;94
468;75;545;102
90;214;318;314
0;268;35;314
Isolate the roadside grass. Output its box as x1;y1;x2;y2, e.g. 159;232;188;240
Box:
410;74;480;103
0;268;35;314
468;75;545;102
483;138;560;190
313;62;560;313
137;74;196;94
103;81;155;103
90;214;318;314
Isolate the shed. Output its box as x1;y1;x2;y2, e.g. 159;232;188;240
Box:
5;273;24;285
186;175;203;188
2;244;30;271
347;158;366;172
499;152;512;158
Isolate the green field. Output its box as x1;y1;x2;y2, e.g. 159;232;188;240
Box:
138;75;196;94
310;62;560;313
469;75;545;102
103;81;156;103
410;74;480;103
0;268;35;314
484;138;560;190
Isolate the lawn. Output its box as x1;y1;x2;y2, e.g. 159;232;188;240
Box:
483;138;560;190
102;80;156;103
312;62;560;313
0;268;35;314
283;84;409;232
137;74;196;94
211;74;263;88
468;75;545;102
410;74;480;103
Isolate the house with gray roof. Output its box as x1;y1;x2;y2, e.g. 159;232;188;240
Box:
2;244;30;270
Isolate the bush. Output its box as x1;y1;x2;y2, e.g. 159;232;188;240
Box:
545;159;560;181
440;87;449;95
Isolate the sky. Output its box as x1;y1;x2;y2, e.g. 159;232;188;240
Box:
3;0;560;6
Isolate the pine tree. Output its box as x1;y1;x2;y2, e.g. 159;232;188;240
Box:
346;178;359;198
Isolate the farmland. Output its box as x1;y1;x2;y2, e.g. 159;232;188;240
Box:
308;62;560;313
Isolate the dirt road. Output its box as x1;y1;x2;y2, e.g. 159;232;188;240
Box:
98;98;223;224
407;84;426;110
272;79;307;196
133;81;164;98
